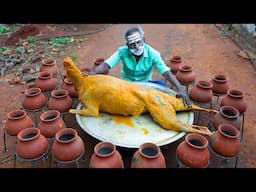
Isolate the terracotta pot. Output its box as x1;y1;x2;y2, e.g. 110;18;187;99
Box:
40;58;58;77
35;71;57;92
210;124;240;157
62;78;78;98
51;128;85;161
212;105;241;130
5;109;34;136
176;133;210;168
176;64;196;84
210;74;229;94
189;80;213;103
38;110;66;138
48;89;73;113
89;141;123;168
22;87;47;110
131;142;166;168
16;127;48;159
167;55;183;74
220;89;247;114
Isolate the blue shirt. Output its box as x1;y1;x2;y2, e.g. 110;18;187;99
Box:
105;43;170;82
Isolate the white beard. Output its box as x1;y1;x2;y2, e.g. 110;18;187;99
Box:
130;45;144;56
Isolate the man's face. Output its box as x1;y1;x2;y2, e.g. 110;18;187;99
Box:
127;32;144;56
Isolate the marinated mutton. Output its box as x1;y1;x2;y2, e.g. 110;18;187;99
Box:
63;57;217;136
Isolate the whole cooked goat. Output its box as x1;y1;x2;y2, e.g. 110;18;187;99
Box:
63;57;217;136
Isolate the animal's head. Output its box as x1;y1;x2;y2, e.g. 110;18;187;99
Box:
63;56;85;90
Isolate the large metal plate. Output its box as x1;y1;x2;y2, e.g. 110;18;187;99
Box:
76;82;193;148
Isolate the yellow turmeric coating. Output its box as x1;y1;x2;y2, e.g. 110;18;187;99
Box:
64;57;217;136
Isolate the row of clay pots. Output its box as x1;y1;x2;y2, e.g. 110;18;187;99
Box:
22;87;73;113
167;55;247;113
90;142;166;168
16;127;85;161
5;109;66;137
176;123;240;168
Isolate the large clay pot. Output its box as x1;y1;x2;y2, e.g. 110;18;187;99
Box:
176;133;210;168
210;124;240;157
167;55;183;74
131;142;166;168
210;74;229;94
176;64;196;84
220;89;247;114
16;127;48;159
35;71;57;92
48;89;72;113
5;109;34;136
38;110;66;138
89;141;123;168
51;128;85;161
212;105;241;130
62;78;78;98
22;87;47;110
40;58;58;77
189;80;213;103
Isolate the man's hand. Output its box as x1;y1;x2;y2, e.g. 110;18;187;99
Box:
176;87;192;107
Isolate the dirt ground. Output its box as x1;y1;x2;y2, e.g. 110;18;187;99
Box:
0;24;256;168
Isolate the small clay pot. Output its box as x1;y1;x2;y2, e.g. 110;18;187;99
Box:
210;74;229;94
16;127;48;159
176;133;210;168
210;124;240;157
131;142;166;168
48;89;73;113
40;58;58;77
5;109;34;136
38;110;66;138
189;80;213;103
51;128;85;161
220;89;247;114
89;141;123;168
22;87;47;110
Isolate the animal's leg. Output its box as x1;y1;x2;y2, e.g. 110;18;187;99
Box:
171;98;219;113
145;97;213;136
69;101;100;117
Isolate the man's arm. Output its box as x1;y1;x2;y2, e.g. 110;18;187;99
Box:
163;70;192;106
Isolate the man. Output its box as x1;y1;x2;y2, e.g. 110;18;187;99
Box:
90;25;192;106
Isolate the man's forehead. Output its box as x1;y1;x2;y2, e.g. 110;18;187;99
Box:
127;32;142;44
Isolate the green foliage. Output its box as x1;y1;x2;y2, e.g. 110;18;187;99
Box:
71;53;77;61
0;26;10;33
27;36;36;43
50;37;74;45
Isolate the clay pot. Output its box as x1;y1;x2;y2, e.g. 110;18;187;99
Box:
62;78;78;98
38;110;66;138
220;89;247;114
22;87;47;110
176;64;196;84
48;89;73;113
40;58;58;77
131;142;166;168
189;80;213;103
212;105;241;130
5;109;34;136
210;124;240;157
89;141;123;168
176;133;210;168
51;128;85;161
16;127;48;159
167;55;183;74
210;74;229;94
35;71;57;92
